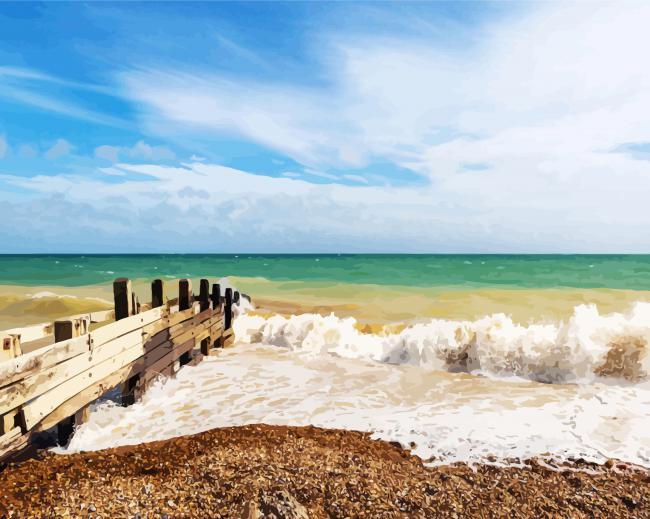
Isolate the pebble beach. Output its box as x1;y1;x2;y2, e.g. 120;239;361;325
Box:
1;424;649;518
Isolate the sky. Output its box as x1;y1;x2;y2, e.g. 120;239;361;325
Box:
1;1;649;253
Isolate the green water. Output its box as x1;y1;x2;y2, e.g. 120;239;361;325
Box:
0;254;649;290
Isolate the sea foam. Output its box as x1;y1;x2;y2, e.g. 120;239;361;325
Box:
234;302;650;385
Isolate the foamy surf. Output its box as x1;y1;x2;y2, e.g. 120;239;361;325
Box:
60;302;650;469
235;302;650;385
63;344;650;469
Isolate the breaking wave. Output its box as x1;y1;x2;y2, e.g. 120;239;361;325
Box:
234;302;650;385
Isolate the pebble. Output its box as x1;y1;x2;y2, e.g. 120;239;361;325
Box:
0;425;648;518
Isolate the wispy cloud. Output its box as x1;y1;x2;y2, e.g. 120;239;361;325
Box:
0;85;128;128
2;3;650;251
0;66;114;95
0;66;128;128
117;2;650;190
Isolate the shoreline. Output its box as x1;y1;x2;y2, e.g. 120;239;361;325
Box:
1;424;648;518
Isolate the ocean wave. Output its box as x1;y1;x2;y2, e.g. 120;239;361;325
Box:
234;302;650;385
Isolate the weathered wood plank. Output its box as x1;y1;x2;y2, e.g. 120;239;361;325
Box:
0;328;143;416
22;339;148;430
0;309;114;347
140;337;195;387
0;335;89;390
222;327;235;347
35;363;137;432
0;427;28;461
89;306;163;348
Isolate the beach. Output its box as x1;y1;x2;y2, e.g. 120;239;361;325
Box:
2;425;649;518
1;254;650;516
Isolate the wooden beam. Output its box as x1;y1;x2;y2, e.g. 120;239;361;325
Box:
222;327;235;347
89;306;163;349
179;279;192;311
199;279;210;311
0;328;144;416
35;363;137;432
113;278;133;321
151;279;165;308
0;335;89;390
21;339;148;430
0;427;29;462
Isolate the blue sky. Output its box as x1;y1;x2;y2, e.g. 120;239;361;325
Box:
1;2;649;252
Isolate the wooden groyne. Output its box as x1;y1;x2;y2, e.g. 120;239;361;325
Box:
0;277;245;464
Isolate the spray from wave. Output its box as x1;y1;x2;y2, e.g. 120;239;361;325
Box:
235;302;650;385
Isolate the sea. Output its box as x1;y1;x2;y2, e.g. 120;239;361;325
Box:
1;254;649;468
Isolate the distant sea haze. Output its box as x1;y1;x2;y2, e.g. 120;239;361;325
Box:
0;254;649;289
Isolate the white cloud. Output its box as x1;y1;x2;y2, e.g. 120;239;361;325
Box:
94;141;176;162
129;140;175;161
95;145;120;162
1;159;648;252
44;139;73;160
120;4;650;175
342;174;369;184
190;154;206;162
18;144;38;158
2;3;650;252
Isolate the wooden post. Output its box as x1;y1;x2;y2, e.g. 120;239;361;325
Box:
179;279;192;311
55;318;89;343
57;416;75;447
0;334;22;363
54;320;74;343
199;279;210;312
54;320;86;446
200;338;211;356
121;375;140;407
224;288;233;330
113;278;133;321
151;279;165;308
211;283;221;310
131;293;140;315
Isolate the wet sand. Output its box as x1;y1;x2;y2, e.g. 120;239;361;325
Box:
1;425;648;518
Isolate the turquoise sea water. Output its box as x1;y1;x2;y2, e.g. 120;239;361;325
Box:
0;254;649;290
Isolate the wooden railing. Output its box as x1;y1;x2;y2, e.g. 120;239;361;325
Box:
0;277;244;464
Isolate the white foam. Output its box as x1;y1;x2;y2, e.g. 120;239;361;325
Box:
63;344;650;468
234;303;650;384
60;302;650;468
